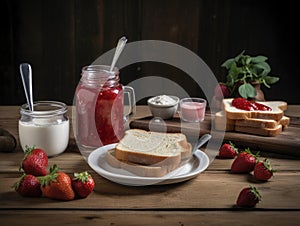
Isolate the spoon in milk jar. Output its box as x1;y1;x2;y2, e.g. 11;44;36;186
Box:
110;36;128;72
20;63;34;111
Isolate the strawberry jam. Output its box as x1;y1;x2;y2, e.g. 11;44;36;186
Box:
75;65;124;148
232;98;272;111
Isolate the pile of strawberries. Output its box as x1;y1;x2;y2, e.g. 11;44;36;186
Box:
13;146;95;201
218;142;275;208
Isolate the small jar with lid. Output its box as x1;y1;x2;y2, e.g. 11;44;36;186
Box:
18;101;69;157
74;65;135;149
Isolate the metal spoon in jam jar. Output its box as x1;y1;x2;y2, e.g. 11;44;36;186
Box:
109;36;128;72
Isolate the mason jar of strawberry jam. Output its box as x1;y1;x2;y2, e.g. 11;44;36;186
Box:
74;65;135;149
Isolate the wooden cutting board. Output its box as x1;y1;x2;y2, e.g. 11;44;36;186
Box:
129;114;300;157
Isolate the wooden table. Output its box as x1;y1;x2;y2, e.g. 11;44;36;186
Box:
0;105;300;226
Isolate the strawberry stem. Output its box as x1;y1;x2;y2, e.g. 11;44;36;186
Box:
250;185;262;201
73;171;91;183
38;164;59;186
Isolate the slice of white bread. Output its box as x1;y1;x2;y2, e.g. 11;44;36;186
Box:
222;98;288;121
114;129;192;165
214;110;290;136
106;149;183;177
214;111;290;130
235;124;282;137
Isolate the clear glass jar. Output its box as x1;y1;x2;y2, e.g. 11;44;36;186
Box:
74;65;134;149
19;101;69;157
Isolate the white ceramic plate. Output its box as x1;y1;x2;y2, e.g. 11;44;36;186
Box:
87;143;209;186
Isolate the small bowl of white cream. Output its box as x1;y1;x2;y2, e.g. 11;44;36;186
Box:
18;101;69;157
147;95;179;119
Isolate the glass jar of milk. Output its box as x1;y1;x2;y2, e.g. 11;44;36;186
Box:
19;101;69;157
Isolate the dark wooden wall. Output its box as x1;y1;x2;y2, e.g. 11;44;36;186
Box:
1;0;299;105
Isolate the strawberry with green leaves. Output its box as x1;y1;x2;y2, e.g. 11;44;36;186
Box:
254;159;275;181
39;165;75;201
20;146;48;176
236;185;261;208
218;141;238;159
72;171;95;198
14;174;42;197
231;148;258;173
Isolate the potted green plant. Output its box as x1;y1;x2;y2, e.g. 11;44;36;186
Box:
221;50;280;100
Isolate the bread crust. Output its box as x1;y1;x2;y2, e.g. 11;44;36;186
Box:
106;149;183;177
235;125;282;137
214;108;290;136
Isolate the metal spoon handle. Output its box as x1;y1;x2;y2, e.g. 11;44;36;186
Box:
109;36;127;72
20;63;34;111
192;133;212;153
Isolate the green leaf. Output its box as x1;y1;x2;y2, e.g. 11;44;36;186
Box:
251;55;268;63
261;79;271;88
245;56;252;65
238;83;257;98
255;62;271;74
221;58;234;69
234;50;245;62
264;75;280;84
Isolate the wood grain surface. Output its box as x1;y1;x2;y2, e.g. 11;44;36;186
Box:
0;106;299;226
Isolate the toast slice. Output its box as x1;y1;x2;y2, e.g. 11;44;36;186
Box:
214;110;290;136
235;124;283;137
222;98;287;121
106;149;183;177
115;129;192;165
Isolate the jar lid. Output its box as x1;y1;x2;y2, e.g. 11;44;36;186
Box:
20;101;68;117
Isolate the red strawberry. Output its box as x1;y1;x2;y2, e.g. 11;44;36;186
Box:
214;83;231;100
254;159;275;181
40;165;75;201
231;148;258;173
21;146;48;176
236;185;261;208
72;171;95;198
14;174;42;197
218;142;238;159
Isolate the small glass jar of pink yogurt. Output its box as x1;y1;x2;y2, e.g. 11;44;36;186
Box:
179;98;207;122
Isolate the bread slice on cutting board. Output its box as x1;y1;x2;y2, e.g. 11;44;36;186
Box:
222;98;287;121
214;98;290;137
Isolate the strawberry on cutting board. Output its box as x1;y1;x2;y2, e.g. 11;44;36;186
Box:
236;185;261;208
254;159;275;181
14;174;42;197
231;148;258;173
218;142;238;159
20;146;48;176
72;171;95;198
40;165;75;201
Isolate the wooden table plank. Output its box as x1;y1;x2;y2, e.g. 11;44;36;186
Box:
1;210;299;226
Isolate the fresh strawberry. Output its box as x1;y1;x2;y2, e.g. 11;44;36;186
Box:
14;174;42;197
236;185;261;208
254;159;275;181
214;83;231;100
40;165;75;201
72;171;95;198
218;142;238;159
20;146;48;176
231;148;258;173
